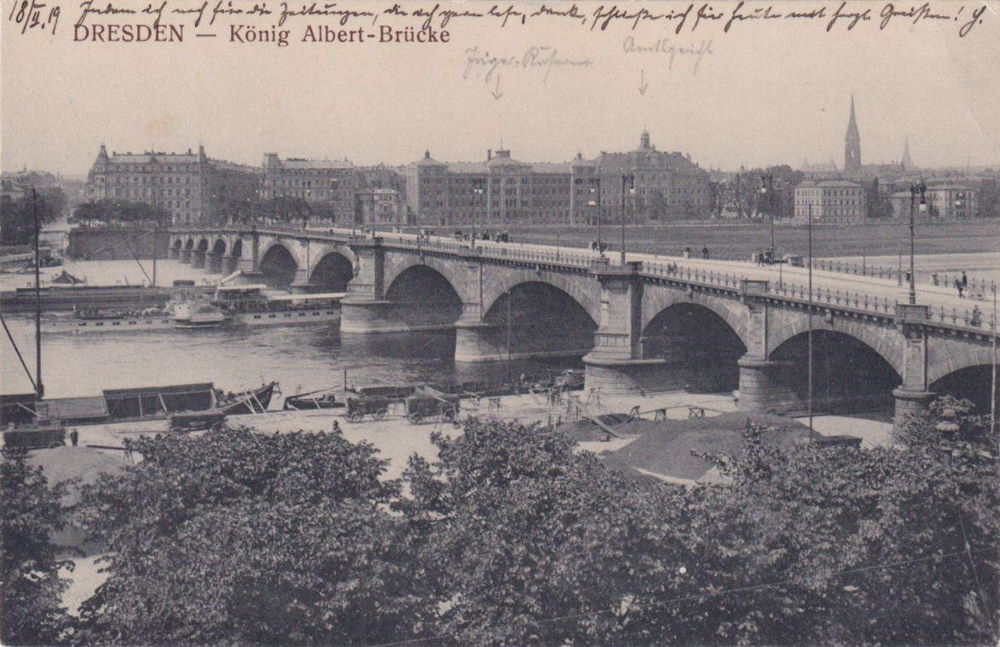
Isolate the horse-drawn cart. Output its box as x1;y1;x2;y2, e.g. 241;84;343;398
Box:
344;396;392;422
404;386;461;425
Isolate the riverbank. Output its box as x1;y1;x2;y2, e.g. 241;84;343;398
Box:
23;386;893;615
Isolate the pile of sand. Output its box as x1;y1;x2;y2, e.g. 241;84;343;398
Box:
601;413;812;482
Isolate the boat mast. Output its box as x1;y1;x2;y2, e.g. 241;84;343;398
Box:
33;188;44;399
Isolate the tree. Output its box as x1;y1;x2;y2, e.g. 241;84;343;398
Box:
1;451;72;645
400;419;679;646
0;188;65;245
69;200;170;228
76;425;432;646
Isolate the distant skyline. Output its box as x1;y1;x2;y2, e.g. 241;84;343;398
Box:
2;1;998;176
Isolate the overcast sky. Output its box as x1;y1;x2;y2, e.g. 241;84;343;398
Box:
2;0;998;176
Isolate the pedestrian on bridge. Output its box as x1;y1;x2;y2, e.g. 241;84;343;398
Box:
955;278;965;298
702;246;710;259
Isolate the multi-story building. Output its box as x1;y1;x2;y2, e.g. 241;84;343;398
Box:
886;183;978;220
593;131;712;223
262;154;359;223
793;179;868;223
85;145;261;225
403;132;711;227
356;188;406;225
403;149;575;227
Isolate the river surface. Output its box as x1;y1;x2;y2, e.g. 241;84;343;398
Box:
0;317;580;400
1;259;583;398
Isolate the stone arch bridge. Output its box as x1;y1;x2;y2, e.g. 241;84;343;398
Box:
169;226;998;423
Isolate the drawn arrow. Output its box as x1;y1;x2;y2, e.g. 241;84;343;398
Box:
491;74;503;100
639;69;649;95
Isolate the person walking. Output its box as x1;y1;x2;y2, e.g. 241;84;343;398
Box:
961;271;968;289
955;278;964;298
702;246;710;259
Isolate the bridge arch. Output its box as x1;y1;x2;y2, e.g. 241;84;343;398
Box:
230;237;243;258
767;329;902;414
767;312;904;377
196;238;209;253
259;243;299;288
640;302;748;392
640;287;750;350
172;237;183;253
930;364;998;413
212;238;226;256
383;264;464;330
479;280;598;361
183;238;194;251
383;256;474;305
309;251;355;291
481;271;601;325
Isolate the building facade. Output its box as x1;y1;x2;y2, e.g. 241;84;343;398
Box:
403;132;711;227
355;188;406;225
886;184;978;220
85;145;261;225
794;180;868;223
262;154;360;223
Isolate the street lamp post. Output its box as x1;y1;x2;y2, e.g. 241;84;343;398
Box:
908;182;927;305
588;183;603;258
621;173;634;265
760;174;774;254
472;185;484;249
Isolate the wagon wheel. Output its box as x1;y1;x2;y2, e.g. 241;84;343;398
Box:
346;410;363;422
408;412;423;424
372;409;388;421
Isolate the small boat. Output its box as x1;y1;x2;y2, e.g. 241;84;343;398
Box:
216;381;280;415
283;389;345;410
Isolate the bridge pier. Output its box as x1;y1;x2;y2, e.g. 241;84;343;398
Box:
290;267;316;293
737;357;800;414
583;261;654;395
893;303;934;430
206;251;224;274
222;255;240;275
191;249;206;269
237;257;259;274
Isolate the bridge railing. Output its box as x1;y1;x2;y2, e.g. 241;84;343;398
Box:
812;258;995;295
769;278;998;335
641;260;745;289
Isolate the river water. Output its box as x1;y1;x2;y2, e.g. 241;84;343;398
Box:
1;261;579;399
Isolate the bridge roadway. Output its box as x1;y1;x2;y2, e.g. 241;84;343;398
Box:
169;225;998;427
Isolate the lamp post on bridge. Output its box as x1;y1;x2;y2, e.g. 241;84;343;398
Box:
621;173;635;265
472;185;484;249
588;184;604;259
759;174;775;255
908;182;927;305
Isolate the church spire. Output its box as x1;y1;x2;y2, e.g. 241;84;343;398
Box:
901;134;913;170
844;95;861;173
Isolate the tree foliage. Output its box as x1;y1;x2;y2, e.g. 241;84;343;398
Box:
70;200;171;228
1;450;71;645
75;425;430;646
62;405;1000;646
0;188;66;245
